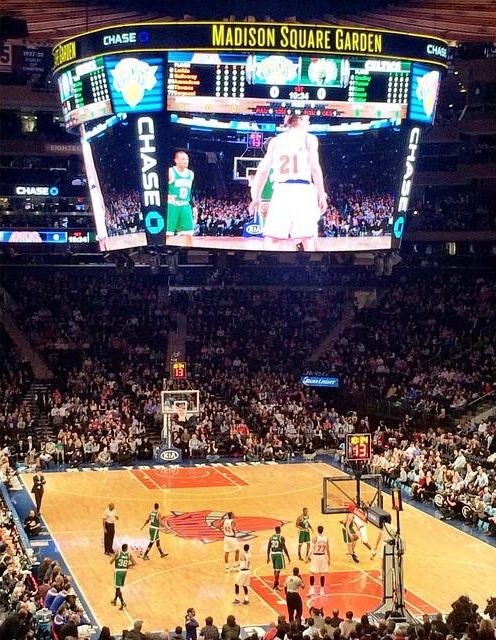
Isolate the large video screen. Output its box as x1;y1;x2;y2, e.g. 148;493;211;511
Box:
55;31;443;251
163;48;432;252
165;112;406;251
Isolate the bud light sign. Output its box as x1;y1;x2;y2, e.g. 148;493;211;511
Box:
300;376;339;388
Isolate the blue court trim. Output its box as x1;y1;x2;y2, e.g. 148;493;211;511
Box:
10;478;99;630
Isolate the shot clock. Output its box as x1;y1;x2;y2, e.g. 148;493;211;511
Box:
345;433;372;463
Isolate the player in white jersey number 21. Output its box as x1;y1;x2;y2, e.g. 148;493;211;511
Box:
249;114;327;251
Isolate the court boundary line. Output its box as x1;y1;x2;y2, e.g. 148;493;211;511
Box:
17;476;113;627
18;461;473;628
131;465;246;490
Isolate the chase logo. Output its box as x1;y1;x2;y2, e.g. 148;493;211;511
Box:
103;32;137;46
49;186;59;196
145;210;165;234
105;55;164;113
393;216;405;238
427;43;448;59
159;449;180;462
138;31;150;44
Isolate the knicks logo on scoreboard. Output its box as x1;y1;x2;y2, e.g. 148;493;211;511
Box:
161;510;286;543
110;57;158;108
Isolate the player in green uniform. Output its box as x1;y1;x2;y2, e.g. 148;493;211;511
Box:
140;502;168;560
296;507;313;561
167;151;196;236
252;139;274;230
110;543;136;610
266;526;290;592
341;505;359;563
260;168;274;211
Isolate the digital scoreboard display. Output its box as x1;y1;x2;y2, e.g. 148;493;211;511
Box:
345;433;372;462
52;21;447;253
58;56;112;128
167;53;411;120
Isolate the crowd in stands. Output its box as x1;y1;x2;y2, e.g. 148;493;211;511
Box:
408;191;495;232
103;189;142;237
364;418;496;534
316;271;496;416
195;196;250;237
320;187;393;238
193;186;394;239
3;268;493;534
0;332;33;452
0;488;93;640
2;272;176;468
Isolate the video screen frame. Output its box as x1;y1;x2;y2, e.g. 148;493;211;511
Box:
52;22;447;252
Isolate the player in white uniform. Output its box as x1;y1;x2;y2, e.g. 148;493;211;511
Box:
351;505;377;558
233;543;251;605
249;114;327;251
223;511;240;572
308;525;330;596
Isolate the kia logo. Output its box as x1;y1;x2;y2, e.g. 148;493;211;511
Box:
160;449;179;461
246;224;262;235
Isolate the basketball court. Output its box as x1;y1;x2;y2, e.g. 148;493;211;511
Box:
20;462;495;634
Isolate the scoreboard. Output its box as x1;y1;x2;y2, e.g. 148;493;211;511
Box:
53;21;447;133
58;57;112;128
167;53;412;119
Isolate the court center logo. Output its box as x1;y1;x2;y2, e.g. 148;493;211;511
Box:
111;58;158;108
161;510;286;544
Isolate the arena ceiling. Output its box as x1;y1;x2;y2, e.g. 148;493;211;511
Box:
2;0;495;43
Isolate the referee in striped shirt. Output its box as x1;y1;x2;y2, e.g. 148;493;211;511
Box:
285;566;305;624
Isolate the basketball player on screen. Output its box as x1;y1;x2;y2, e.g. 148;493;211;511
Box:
167;150;196;238
249;113;327;251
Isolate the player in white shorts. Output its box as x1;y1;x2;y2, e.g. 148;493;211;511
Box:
249;114;327;251
308;525;330;596
233;543;251;605
223;511;240;572
352;505;377;558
